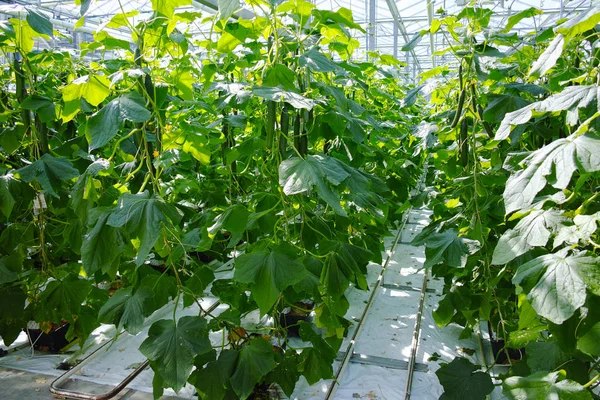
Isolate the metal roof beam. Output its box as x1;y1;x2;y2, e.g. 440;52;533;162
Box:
384;0;422;73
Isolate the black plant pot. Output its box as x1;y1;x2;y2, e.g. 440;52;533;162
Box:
487;322;525;364
279;302;314;337
26;323;71;353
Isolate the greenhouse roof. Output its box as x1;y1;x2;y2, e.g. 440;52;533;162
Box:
2;0;596;75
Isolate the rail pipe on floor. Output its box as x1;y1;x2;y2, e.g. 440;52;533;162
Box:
325;208;411;400
50;299;222;400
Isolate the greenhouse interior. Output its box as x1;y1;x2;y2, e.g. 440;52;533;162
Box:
0;0;599;399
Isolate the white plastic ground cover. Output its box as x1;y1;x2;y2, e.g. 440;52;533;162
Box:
0;264;236;398
0;207;502;399
290;208;505;400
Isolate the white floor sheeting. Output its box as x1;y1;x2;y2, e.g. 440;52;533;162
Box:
0;208;504;399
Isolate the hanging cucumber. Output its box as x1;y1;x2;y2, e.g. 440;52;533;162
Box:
266;100;276;150
450;64;465;129
279;103;290;157
293;111;302;155
459;117;469;167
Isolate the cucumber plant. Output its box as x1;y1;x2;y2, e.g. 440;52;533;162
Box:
0;0;425;398
416;5;600;399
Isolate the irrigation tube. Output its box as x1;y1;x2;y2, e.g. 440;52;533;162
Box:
324;208;411;400
403;267;429;400
49;298;223;400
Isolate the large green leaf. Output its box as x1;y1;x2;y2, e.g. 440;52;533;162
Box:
423;230;480;268
62;75;111;107
230;337;277;399
81;209;125;275
37;274;92;322
503;133;600;214
218;0;239;20
298;321;336;384
98;286;151;334
0;286;28;346
557;6;600;39
512;249;595;324
577;321;600;357
151;0;192;17
299;48;339;72
140;316;212;392
0;173;16;218
265;351;300;397
483;94;531;123
503;371;592;400
279;155;350;216
436;358;494;400
87;93;151;150
234;243;306;314
320;240;372;299
495;85;597;141
25;7;53;36
492;209;565;265
528;34;564;78
0;254;21;285
190;349;238;399
107;191;181;266
252;86;315;110
401;32;422;51
504;7;543;32
18;154;79;198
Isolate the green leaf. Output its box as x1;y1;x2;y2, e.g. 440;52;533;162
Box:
299;48;339;72
503;371;592;400
529;34;564;78
208;204;249;235
140;316;212;392
82;209;125;275
25;7;53;36
503;132;600;214
265;351;300;397
0;173;16;218
403;85;424;107
63;75;111;107
190;349;238;399
21;95;56;123
492;209;565;265
298;321;336;384
230;337;277;399
151;0;192;18
279;155;350;217
512;249;595;324
218;0;239;20
504;7;543;32
423;230;480;269
107;191;181;266
401;32;423;51
0;286;28;346
436;358;494;400
87;93;151;150
526;341;569;372
37;274;92;322
495;85;597;141
557;6;600;39
577;321;600;357
483;94;531;123
263;64;297;91
234;243;306;314
253;86;315;110
320;241;372;299
18;154;79;198
314;8;365;32
98;286;151;334
0;253;22;284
